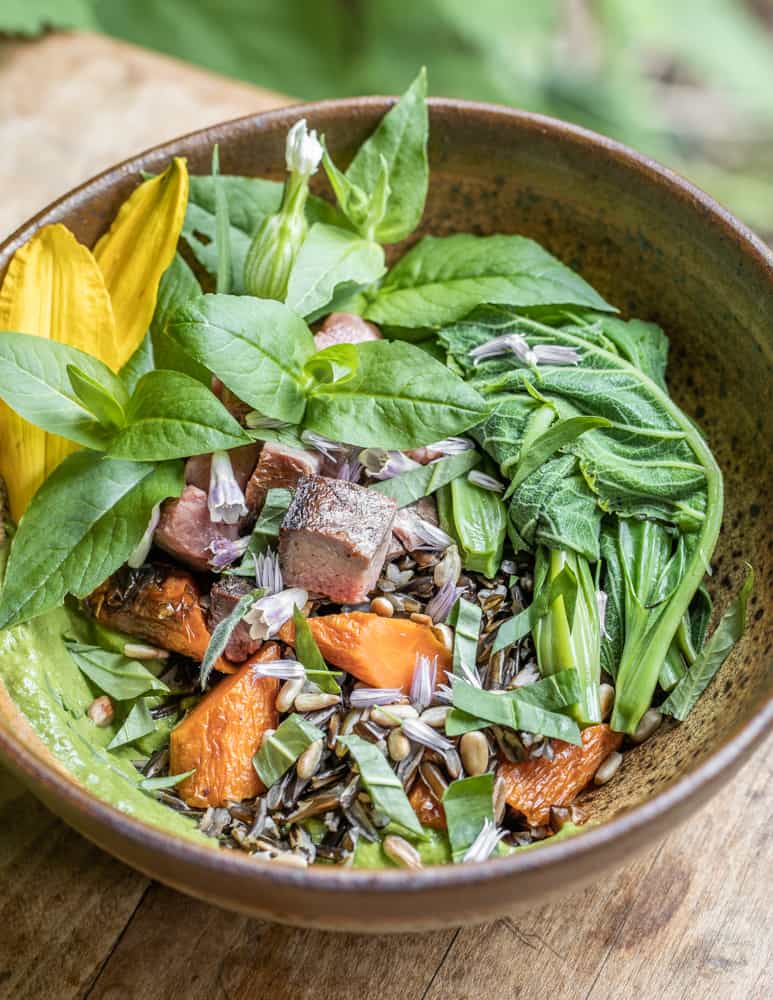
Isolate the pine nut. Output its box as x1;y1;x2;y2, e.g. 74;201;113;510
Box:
370;703;419;727
433;544;462;587
599;683;615;721
410;612;433;626
387;729;411;762
276;677;304;713
631;708;663;744
493;774;507;824
383;834;422;870
123;642;169;661
460;730;489;776
419;761;448;800
594;750;623;785
296;739;323;779
419;706;450;728
87;695;114;727
370;596;394;617
294;692;341;712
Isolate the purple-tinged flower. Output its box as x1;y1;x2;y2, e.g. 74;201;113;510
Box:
300;430;348;462
243;587;308;640
334;448;363;483
350;687;405;708
208;451;248;525
463;819;506;863
127;503;161;569
401;717;454;753
254;550;283;595
469;333;534;366
427;437;475;456
467;470;505;493
359;448;421;480
425;577;465;624
208;535;250;571
532;344;580;366
251;659;306;680
596;589;609;639
432;683;455;705
409;653;437;712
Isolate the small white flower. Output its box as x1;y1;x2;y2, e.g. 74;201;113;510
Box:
359;448;421;480
401;717;454;753
463;819;506;863
243;587;308;640
409;653;437;712
425;578;464;624
349;687;405;708
427;437;475;456
469;334;579;368
532;344;580;366
254;550;283;595
285;119;323;177
208;451;248;525
127;503;161;569
251;660;307;680
467;470;505;493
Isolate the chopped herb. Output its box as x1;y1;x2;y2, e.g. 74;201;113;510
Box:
442;773;495;863
370;450;480;508
338;735;423;837
66;641;169;701
253;714;324;788
139;769;195;792
107;699;156;750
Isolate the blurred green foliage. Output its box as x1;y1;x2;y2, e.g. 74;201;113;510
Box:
4;0;772;235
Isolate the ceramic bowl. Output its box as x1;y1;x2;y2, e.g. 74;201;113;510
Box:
0;98;771;931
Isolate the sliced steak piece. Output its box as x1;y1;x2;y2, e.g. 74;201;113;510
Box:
86;563;213;661
279;475;397;604
209;576;262;663
314;312;382;352
184;443;260;493
155;484;241;572
245;442;322;514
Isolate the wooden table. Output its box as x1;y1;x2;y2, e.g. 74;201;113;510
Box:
0;31;771;1000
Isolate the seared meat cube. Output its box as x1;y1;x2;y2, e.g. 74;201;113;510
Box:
86;563;213;661
392;496;442;553
184;443;260;494
209;576;262;663
245;442;322;514
279;475;397;603
313;312;382;352
155;485;242;572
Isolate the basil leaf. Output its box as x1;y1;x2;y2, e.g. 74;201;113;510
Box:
662;566;753;721
304;340;489;449
67;364;127;430
227;488;293;576
292;608;340;695
339;734;423;837
448;597;482;680
108;370;252;461
343;67;428;244
504;415;612;496
139;769;195;792
107;699;156;749
365;234;614;328
253;713;324;788
370;450;480;508
0;453;183;630
66;641;169;701
199;588;264;690
150;254;209;384
120;331;156;395
168;293;315;423
442;774;494;862
285;223;385;321
0;332;117;449
492;565;579;652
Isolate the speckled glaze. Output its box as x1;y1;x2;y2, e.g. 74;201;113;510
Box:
0;100;770;931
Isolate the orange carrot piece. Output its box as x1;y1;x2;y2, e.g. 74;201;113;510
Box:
409;780;446;830
280;612;451;691
498;724;623;826
170;643;280;808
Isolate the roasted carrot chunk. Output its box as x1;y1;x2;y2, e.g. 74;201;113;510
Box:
280;612;451;691
498;724;623;826
169;643;281;808
409;780;446;830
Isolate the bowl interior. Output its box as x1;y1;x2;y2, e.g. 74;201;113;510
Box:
0;100;770;914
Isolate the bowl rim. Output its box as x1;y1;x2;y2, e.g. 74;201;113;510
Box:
1;96;771;893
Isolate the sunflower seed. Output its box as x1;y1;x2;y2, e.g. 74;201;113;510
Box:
295;692;341;712
268;851;308;868
383;834;422;870
370;703;419;727
433;544;462;588
594;750;623;785
297;739;324;779
387;728;412;762
276;677;304;713
631;708;663;744
123;642;169;660
599;683;615;721
460;730;489;776
419;761;448;800
87;696;114;727
431;623;454;654
419;706;451;728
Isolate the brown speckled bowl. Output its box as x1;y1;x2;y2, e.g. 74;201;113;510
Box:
0;99;771;931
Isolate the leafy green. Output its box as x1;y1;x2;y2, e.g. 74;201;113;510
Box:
292;607;340;695
0;453;183;630
227;488;293;575
211;145;232;295
303;344;359;388
338;734;423;837
448;597;482;680
67;364;127;430
504;415;611;496
492;564;579;652
365;235;613;329
150;254;209;384
253;713;324;788
285;223;385;321
120;332;156;395
107;699;157;750
369;450;480;507
167;293;315;422
139;769;196;792
442;774;495;862
107;370;252;461
65;641;170;701
199;588;263;690
438;475;506;578
661;567;753;721
448;675;582;743
305;340;489;449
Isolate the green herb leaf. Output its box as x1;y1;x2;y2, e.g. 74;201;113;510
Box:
227;488;293;575
439;476;506;578
167;293;315;423
305;340;489;449
199;587;264;690
504;415;611;496
253;713;324;787
339;734;423;837
442;773;494;862
370;450;480;508
492;564;579;652
365;235;613;328
66;641;170;701
285;223;385;321
661;566;753;721
107;699;157;749
0;453;183;630
211;145;232;295
108;370;252;461
67;364;127;430
304;344;359;388
292;607;340;695
120;331;156;395
150;254;209;384
139;769;195;792
447;597;482;680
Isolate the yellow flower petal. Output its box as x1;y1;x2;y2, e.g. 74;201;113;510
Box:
95;157;189;369
0;224;117;519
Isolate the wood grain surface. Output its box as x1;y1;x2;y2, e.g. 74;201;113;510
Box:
0;30;770;1000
